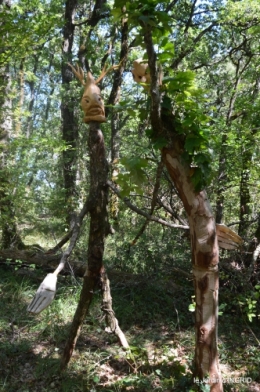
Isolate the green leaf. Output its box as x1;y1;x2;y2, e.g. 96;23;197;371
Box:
153;137;167;150
93;375;100;383
184;135;203;153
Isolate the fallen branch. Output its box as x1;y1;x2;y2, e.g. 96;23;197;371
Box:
47;230;72;253
0;256;87;277
0;249;60;267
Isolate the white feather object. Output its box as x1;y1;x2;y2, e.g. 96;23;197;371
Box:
27;273;57;314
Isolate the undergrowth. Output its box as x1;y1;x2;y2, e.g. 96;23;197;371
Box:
0;259;259;392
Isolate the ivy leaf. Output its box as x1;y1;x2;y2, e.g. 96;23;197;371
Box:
153;137;167;150
184;134;203;153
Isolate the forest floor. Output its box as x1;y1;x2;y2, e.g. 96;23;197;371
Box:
0;262;260;392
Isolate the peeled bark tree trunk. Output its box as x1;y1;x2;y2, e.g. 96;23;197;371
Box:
162;146;221;391
142;23;223;392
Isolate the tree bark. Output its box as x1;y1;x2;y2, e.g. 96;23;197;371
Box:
61;0;79;227
107;12;128;221
100;267;129;348
61;122;128;369
162;146;221;391
142;21;223;391
0;0;22;249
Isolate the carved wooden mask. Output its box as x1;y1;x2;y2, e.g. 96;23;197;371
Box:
81;72;106;123
131;59;151;84
132;59;163;87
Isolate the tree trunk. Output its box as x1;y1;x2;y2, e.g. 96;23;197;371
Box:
238;166;251;237
162;146;222;391
0;67;17;249
61;0;78;227
107;13;128;221
238;122;258;237
142;21;223;391
0;0;22;248
215;133;227;225
100;267;129;348
61;122;128;369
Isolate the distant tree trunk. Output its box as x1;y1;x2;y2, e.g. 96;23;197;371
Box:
25;55;39;138
0;0;22;248
0;65;18;248
215;57;243;224
215;50;252;226
215;134;227;224
238;125;258;264
110;111;121;220
107;14;128;221
61;0;79;227
238;162;251;237
238;122;259;237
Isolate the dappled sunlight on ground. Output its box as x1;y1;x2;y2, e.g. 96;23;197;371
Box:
0;265;259;391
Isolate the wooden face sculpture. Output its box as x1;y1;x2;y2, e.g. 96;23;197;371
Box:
81;72;106;123
68;64;106;123
132;58;163;88
131;59;151;85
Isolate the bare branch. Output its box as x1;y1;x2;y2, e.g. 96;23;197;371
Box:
107;180;189;230
95;63;121;85
171;22;217;69
141;21;162;132
106;13;129;117
166;0;178;12
157;196;188;226
184;0;198;34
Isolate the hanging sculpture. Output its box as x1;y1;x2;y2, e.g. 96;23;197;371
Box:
131;58;163;87
131;58;151;84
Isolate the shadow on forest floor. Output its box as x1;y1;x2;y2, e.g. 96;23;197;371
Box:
0;264;260;392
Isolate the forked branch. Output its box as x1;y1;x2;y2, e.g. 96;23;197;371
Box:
68;62;121;85
68;63;85;85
